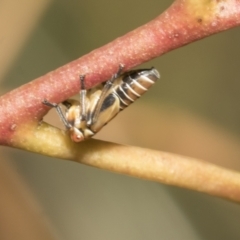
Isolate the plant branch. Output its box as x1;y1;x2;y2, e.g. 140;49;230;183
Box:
1;0;240;147
12;122;240;203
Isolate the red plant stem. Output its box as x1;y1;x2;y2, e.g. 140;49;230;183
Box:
0;0;240;145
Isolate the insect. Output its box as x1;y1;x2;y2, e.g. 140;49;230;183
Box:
43;65;160;142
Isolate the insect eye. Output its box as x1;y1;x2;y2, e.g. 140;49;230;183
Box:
70;128;84;142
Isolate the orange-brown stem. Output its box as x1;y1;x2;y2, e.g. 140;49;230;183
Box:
0;0;240;146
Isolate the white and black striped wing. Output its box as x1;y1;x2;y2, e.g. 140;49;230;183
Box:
113;68;159;110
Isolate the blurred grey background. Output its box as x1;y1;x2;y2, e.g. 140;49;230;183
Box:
1;0;240;239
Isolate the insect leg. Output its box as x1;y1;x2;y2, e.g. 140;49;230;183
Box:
106;64;124;87
42;99;71;129
79;75;87;121
92;64;124;123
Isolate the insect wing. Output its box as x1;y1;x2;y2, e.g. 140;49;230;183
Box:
90;89;121;133
89;68;159;133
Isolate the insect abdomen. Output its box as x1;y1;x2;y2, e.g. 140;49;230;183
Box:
114;68;160;109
